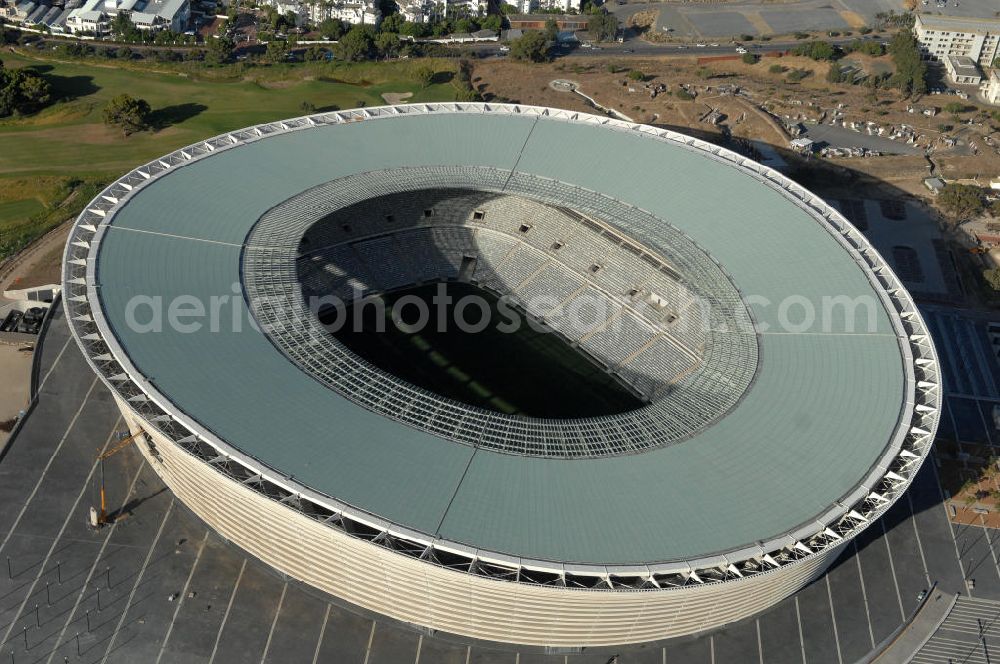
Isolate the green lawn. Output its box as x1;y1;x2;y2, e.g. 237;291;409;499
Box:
0;52;461;259
0;198;45;226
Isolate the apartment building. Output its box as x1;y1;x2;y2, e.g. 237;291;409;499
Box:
914;14;1000;68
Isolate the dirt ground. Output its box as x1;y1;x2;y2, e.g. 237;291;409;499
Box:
472;54;1000;205
0;221;66;453
0;222;68;294
0;343;33;452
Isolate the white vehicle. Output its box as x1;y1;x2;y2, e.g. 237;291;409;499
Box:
499;45;510;52
696;43;707;47
736;46;747;54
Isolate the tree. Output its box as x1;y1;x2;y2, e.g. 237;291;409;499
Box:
944;101;970;115
992;200;1000;218
0;60;52;118
414;64;434;87
826;63;846;83
769;63;785;74
205;35;233;65
845;38;883;57
375;31;399;58
102;94;151;137
741;52;758;64
454;17;477;33
938;183;985;220
587;13;617;42
399;21;431;38
304;44;327;61
543;18;558;42
509;31;550;62
265;39;288;63
792;40;836;61
318;18;345;40
336;24;376;61
887;29;926;96
481;14;502;32
627;69;644;81
379;13;404;34
110;13;141;42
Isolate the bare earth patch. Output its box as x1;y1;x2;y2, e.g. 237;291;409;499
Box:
381;91;414;105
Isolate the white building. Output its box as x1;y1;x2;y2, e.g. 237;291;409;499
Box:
943;54;982;85
398;0;428;23
537;0;579;12
306;0;379;25
64;0;107;32
64;0;189;33
987;69;1000;105
914;14;1000;69
441;0;484;17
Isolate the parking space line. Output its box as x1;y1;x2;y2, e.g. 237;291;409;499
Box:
880;519;907;620
259;581;287;664
362;621;376;664
755;618;763;664
851;542;878;646
906;490;933;586
794;596;807;664
155;530;210;664
709;635;715;664
414;633;423;664
0;378;98;558
976;515;1000;585
99;499;175;664
825;575;844;664
208;558;246;664
0;390;106;649
36;335;73;393
43;454;145;664
310;604;331;664
464;645;470;664
930;454;973;595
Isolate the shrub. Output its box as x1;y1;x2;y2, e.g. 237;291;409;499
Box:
944;101;971;114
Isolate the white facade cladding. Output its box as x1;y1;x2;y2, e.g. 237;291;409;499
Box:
63;104;941;647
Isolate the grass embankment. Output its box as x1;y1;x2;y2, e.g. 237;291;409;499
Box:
0;52;461;260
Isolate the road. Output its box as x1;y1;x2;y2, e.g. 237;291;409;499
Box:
467;35;876;59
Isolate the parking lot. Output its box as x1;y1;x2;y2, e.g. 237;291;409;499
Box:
912;596;1000;663
613;0;1000;40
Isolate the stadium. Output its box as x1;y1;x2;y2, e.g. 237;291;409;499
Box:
62;104;940;647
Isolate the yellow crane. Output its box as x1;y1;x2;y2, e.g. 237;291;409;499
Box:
91;430;144;528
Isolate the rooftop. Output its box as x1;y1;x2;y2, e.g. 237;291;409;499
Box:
85;106;917;567
945;54;981;76
916;12;1000;33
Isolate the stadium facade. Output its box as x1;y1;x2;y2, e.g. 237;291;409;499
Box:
63;104;940;647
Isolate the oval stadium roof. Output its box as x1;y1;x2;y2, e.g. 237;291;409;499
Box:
85;105;921;567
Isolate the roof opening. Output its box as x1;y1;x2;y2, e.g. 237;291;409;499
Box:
322;282;644;418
